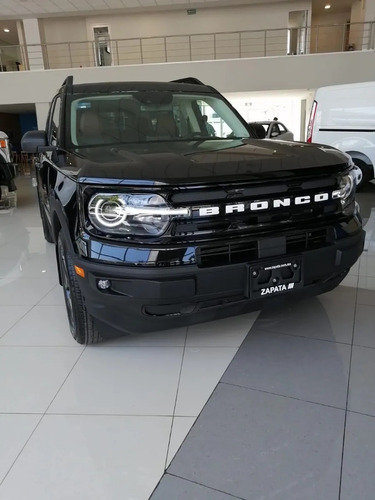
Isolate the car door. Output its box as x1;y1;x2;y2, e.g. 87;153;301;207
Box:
37;94;61;222
270;122;294;141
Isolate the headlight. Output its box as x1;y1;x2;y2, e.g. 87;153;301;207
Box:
333;171;355;206
88;193;189;236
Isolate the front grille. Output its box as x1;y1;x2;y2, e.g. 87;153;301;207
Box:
196;228;329;268
168;174;343;242
197;241;258;268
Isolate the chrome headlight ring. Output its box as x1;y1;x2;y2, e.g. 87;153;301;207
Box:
92;195;127;228
88;193;189;236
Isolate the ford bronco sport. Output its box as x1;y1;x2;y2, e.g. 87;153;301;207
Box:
21;76;365;344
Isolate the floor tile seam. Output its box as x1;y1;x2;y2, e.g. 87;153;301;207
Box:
87;345;185;350
338;272;360;500
169;413;198;418
181;345;245;349
22;304;66;307
0;345;83;349
82;345;242;349
249;327;352;346
0;413;44;487
0;345;187;349
163;473;246;500
162;323;251;470
42;345;88;417
0;275;58;280
0;412;45;415
1;412;176;418
164;326;189;471
88;344;187;348
0;305;34;340
351;343;375;351
0;277;57;283
346;409;375;419
219;381;347;411
34;281;60;306
0;302;58;307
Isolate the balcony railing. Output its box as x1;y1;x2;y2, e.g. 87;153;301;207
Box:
0;21;374;72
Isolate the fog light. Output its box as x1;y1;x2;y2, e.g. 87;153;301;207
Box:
97;279;111;290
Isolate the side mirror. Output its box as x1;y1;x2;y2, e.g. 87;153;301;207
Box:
21;130;55;154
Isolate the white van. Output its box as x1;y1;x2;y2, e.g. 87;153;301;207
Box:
307;81;375;186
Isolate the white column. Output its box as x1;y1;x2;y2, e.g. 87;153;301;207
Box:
363;0;375;49
364;0;375;21
35;102;50;131
23;19;44;70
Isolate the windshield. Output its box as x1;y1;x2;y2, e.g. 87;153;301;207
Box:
69;91;250;147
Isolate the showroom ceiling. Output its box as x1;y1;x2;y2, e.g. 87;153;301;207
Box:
0;0;356;19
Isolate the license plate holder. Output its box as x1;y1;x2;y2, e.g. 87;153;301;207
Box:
249;257;303;299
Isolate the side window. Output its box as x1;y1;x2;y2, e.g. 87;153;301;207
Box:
49;96;61;146
270;123;281;137
196;100;232;138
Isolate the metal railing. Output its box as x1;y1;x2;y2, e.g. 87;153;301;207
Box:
0;21;374;72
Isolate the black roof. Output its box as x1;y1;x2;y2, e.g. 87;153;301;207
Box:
60;78;216;95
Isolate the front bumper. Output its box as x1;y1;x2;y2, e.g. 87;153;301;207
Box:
71;225;365;337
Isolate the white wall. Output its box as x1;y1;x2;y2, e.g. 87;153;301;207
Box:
364;0;375;21
40;1;312;43
40;17;92;69
1;50;374;129
352;0;365;23
38;1;312;67
40;17;88;45
310;11;351;53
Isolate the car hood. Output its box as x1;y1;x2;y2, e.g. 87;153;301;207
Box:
64;138;349;186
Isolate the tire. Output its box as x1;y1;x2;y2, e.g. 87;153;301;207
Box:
353;159;373;190
57;233;102;345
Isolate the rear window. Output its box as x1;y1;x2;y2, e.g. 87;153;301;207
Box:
69;91;250;147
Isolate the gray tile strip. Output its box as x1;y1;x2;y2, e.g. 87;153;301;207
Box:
150;474;243;500
150;287;375;500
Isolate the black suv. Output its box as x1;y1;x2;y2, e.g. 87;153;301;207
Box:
22;76;364;344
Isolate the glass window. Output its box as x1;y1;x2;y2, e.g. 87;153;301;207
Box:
270;123;281;137
69;91;250;147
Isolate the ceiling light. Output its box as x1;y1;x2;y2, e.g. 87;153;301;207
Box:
3;28;10;33
325;4;331;9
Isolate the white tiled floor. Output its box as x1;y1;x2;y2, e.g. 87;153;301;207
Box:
0;176;259;499
2;176;375;500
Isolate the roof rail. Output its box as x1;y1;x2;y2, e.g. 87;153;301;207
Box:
170;77;205;85
61;75;73;94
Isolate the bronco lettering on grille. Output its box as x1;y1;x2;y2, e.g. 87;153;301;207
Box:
196;191;340;217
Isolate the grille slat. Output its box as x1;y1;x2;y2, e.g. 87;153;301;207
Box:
170;175;341;241
197;228;328;268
